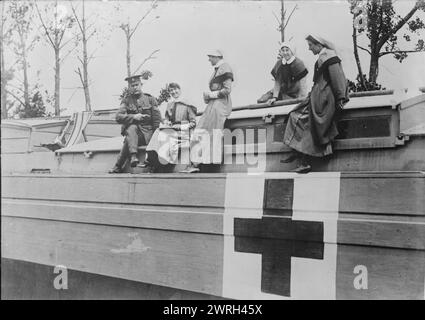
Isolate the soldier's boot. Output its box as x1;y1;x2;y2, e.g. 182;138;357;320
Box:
108;166;123;174
137;159;150;168
108;147;129;173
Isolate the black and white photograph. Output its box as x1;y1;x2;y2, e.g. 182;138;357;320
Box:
1;0;424;303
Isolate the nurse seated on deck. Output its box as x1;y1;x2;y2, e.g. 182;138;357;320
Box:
257;42;308;104
281;34;349;174
143;83;197;171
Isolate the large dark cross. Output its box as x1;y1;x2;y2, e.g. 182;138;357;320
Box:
233;179;324;297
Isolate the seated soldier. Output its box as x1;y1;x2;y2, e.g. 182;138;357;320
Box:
257;42;308;104
108;75;161;173
144;83;197;171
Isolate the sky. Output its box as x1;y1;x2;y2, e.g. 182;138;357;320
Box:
5;0;425;115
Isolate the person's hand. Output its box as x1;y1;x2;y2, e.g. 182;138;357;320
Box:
133;113;144;121
277;49;283;60
172;124;181;130
267;97;277;106
164;120;172;126
203;92;210;103
180;123;190;131
336;99;346;111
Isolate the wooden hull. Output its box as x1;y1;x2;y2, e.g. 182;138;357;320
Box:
1;258;222;300
2;172;424;299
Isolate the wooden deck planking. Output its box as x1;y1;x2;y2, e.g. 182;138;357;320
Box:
2;199;224;235
337;219;425;250
313;137;425;172
2;175;227;208
1;139;32;154
339;175;425;215
1;128;31;139
1;152;59;174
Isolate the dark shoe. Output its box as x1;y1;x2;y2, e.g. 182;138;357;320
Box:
145;166;156;174
280;152;298;163
108;166;123;174
292;164;311;174
130;155;139;167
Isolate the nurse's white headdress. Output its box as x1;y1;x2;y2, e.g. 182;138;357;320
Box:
306;34;336;51
280;41;295;54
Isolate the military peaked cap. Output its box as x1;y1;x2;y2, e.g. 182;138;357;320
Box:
125;75;143;84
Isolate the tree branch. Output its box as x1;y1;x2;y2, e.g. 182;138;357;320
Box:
86;29;97;41
28;36;39;52
59;45;79;64
66;87;80;104
57;27;67;47
128;0;158;38
7;82;26;94
283;4;297;30
132;49;160;75
379;49;424;57
69;1;84;34
378;0;422;48
272;11;281;26
75;67;84;87
34;1;55;48
62;86;83;90
5;89;25;107
87;47;99;64
357;45;372;55
59;32;79;50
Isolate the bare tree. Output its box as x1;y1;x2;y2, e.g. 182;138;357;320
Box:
1;0;13;119
117;0;160;77
273;0;298;44
34;0;76;116
69;0;93;111
8;0;40;111
350;0;425;89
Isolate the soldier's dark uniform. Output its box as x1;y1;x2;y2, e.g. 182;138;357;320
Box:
109;75;162;173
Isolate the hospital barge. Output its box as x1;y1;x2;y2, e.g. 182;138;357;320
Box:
2;90;424;299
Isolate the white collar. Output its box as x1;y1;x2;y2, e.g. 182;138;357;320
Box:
170;96;182;103
281;56;296;65
170;95;190;105
214;59;224;69
319;47;327;56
